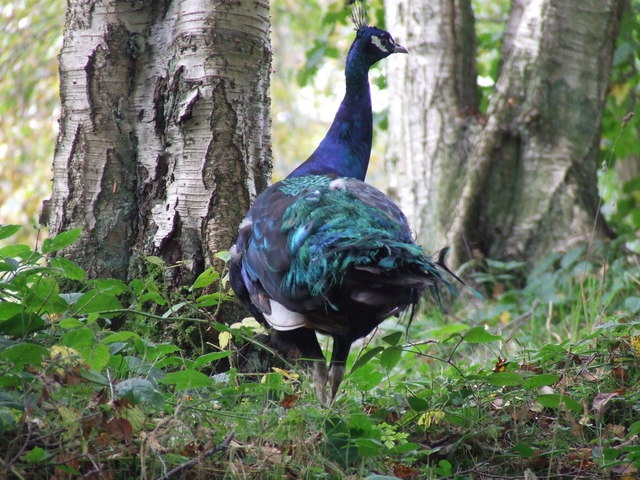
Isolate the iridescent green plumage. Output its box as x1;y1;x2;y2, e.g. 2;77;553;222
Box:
228;12;459;401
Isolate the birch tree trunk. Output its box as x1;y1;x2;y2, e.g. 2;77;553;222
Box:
44;0;271;287
385;0;623;267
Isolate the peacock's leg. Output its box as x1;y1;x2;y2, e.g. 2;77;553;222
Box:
329;336;352;400
271;328;329;402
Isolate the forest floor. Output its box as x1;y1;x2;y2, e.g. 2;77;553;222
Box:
0;227;639;479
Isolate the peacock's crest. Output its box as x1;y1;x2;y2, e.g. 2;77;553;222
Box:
349;0;368;31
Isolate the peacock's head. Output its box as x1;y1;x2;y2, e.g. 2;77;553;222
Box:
346;26;408;72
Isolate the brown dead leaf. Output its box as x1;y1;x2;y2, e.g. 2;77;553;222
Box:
386;410;400;423
363;404;379;415
612;365;628;382
393;462;420;480
603;424;626;439
592;392;619;414
519;362;543;374
494;357;509;372
105;417;133;441
611;461;639;479
279;394;298;409
581;369;601;382
566;447;595;470
82;414;102;439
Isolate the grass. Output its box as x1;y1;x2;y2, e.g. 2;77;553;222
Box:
0;226;639;479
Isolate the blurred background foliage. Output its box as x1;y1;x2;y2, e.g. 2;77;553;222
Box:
1;0;639;251
0;0;63;242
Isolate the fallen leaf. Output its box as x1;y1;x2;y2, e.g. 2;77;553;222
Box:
393;462;420;480
105;417;133;441
279;394;298;409
592;392;619;414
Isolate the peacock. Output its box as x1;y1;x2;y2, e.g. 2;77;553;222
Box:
229;3;460;401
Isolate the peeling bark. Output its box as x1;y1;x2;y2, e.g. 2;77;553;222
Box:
385;0;622;267
46;0;271;286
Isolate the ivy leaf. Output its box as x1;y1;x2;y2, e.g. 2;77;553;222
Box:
41;228;81;254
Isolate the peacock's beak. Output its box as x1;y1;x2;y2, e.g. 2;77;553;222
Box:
392;43;408;54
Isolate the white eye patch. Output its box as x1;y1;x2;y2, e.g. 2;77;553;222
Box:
371;35;389;53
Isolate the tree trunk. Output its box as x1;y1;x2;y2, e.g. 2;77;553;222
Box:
385;0;623;267
44;0;271;287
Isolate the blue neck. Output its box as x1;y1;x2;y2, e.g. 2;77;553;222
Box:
287;69;372;181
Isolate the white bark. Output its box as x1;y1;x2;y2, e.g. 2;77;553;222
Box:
385;0;476;252
385;0;622;266
46;0;271;284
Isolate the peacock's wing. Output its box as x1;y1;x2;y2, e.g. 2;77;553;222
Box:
230;175;452;335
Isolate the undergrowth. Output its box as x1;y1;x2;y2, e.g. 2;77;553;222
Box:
0;225;639;479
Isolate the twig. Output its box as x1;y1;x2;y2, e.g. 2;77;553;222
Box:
153;431;235;480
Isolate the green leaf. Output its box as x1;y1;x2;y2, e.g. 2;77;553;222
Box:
215;250;231;262
624;297;640;314
191;267;220;290
80;368;109;385
408;396;431;412
0;303;24;321
144;255;165;266
348;363;384;391
102;331;141;345
387;442;419;454
513;443;536;458
59;317;84;329
0;312;46;337
114;378;164;406
77;343;111;371
160;369;213;390
0;225;21;240
536;394;582;413
487;372;522;387
48;257;85;280
629;421;640;436
379;347;402;371
193;351;231;369
0;343;48;370
463;326;502;343
0;244;32;259
24;446;50;463
0;406;18;434
195;292;226;307
522;374;560;390
72;290;122;315
381;331;403;346
350;346;384;374
92;278;129;295
23;277;67;314
41;228;81;254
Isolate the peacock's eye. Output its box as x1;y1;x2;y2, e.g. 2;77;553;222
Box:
370;34;389;53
